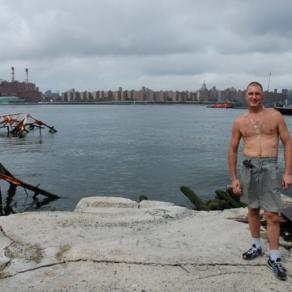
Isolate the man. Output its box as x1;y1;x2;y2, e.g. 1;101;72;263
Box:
228;81;292;281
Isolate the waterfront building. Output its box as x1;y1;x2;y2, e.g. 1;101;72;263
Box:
0;67;42;102
197;82;209;102
0;95;24;104
91;91;100;101
62;89;78;102
263;90;284;106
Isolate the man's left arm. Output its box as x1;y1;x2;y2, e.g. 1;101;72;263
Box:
277;112;292;189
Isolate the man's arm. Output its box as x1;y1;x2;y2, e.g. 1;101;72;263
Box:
277;111;292;189
228;118;242;194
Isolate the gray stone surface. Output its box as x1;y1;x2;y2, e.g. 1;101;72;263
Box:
0;197;291;291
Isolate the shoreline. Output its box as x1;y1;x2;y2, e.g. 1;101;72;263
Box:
0;101;247;107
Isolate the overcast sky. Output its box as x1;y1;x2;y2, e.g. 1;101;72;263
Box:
1;0;292;93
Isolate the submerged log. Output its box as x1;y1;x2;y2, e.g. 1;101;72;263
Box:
180;186;209;211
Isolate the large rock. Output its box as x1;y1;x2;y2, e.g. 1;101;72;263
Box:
75;196;139;211
0;197;291;291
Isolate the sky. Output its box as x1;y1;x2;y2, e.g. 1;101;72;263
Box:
1;0;292;93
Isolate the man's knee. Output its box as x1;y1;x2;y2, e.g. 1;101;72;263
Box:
248;208;260;218
264;211;280;225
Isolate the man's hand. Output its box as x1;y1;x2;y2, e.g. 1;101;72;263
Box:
282;174;292;189
232;178;241;195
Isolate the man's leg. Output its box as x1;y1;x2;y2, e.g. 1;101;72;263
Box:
242;207;263;260
265;211;287;281
248;207;261;238
264;211;280;250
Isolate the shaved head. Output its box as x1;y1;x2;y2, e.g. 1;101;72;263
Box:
247;81;263;92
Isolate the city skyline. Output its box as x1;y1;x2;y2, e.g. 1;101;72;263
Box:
51;83;287;106
1;0;292;92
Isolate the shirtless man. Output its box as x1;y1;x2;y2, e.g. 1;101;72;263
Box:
228;81;292;281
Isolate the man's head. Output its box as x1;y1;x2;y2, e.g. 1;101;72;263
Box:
247;81;263;92
246;81;264;110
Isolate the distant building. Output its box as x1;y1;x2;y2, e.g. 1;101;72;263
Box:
263;90;284;106
197;82;209;102
0;95;24;104
59;83;289;105
0;67;42;102
209;86;218;102
0;80;42;102
43;90;61;102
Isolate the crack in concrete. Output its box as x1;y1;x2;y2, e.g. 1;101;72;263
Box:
0;225;14;243
194;270;265;280
0;225;44;276
0;257;272;280
0;224;280;279
0;257;11;274
0;225;13;273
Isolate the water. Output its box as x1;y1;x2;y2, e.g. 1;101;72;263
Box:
0;104;291;212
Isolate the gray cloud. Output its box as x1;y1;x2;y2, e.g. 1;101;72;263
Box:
0;0;292;91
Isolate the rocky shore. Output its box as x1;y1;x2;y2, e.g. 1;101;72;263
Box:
0;196;291;291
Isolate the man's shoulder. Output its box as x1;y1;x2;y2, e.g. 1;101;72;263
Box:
233;113;247;124
264;108;279;115
264;108;282;120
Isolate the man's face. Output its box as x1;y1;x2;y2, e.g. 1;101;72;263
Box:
246;85;263;108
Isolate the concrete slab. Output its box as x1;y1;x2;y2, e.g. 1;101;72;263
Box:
0;197;291;291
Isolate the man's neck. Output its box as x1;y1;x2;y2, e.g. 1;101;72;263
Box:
248;106;264;115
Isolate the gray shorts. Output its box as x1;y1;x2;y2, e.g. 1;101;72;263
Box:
240;157;283;213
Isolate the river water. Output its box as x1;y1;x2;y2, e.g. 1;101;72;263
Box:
0;104;291;212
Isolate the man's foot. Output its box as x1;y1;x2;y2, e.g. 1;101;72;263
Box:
267;257;287;281
242;244;263;260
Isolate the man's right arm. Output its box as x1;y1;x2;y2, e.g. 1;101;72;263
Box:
228;119;242;194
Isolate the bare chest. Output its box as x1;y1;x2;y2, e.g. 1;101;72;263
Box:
240;116;278;137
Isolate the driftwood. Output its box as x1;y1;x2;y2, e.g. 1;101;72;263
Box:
0;163;59;215
206;199;229;210
180;186;246;211
180;186;209;211
0;163;59;199
215;190;246;208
